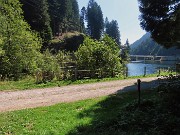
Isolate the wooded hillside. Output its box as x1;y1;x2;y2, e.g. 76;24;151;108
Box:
130;33;180;56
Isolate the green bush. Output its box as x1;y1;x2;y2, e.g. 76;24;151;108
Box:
75;35;123;78
55;51;74;80
36;50;60;83
0;0;42;80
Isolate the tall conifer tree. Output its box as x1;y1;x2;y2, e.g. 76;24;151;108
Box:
138;0;180;48
20;0;52;49
86;0;104;40
105;18;121;45
47;0;61;36
71;0;80;31
80;7;86;33
48;0;80;35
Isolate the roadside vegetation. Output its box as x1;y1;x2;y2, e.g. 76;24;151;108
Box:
0;78;179;135
0;70;175;91
0;0;129;83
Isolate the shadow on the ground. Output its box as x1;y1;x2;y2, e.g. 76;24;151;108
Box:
67;79;158;135
117;79;158;93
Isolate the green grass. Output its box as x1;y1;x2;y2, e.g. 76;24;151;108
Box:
0;87;179;135
0;90;149;135
0;71;175;91
0;98;102;135
0;77;60;91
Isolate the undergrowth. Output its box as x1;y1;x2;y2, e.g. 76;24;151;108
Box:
0;72;173;91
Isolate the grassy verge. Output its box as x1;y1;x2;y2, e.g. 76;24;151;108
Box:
0;71;175;91
0;86;179;135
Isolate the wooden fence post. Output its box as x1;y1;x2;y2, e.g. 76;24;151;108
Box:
74;67;77;80
144;67;146;76
137;79;141;105
125;67;128;78
158;67;161;76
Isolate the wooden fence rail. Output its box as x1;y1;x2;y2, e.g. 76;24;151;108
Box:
56;63;180;81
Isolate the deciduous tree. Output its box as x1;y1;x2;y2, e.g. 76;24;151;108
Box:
0;0;42;80
75;35;122;78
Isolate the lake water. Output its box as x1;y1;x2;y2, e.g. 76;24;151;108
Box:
126;61;178;76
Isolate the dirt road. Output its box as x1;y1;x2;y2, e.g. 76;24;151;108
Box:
0;77;158;112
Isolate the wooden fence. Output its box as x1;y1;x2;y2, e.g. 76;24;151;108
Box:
61;65;178;80
60;65;124;80
35;62;180;82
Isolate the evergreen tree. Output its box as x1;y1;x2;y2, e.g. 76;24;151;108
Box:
48;0;80;35
59;0;72;33
86;0;104;40
125;39;130;53
104;17;109;29
80;7;86;33
120;39;130;61
138;0;180;48
105;18;121;45
125;39;130;48
20;0;52;49
71;0;80;31
47;0;61;36
20;0;52;39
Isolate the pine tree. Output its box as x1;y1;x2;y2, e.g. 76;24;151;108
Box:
105;18;121;45
39;0;52;42
60;0;72;33
48;0;61;36
86;0;104;40
138;0;180;48
125;39;130;53
58;0;80;33
121;39;130;61
104;17;109;29
80;7;86;33
20;0;52;49
71;0;80;31
48;0;80;35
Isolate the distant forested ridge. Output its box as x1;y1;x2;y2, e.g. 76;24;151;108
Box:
130;33;180;56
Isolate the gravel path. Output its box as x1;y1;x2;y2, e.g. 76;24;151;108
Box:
0;77;158;112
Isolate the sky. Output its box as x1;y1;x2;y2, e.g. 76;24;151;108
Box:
77;0;146;44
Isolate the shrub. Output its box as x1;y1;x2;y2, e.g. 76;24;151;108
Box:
55;51;74;80
36;50;60;83
0;0;42;80
75;36;123;78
